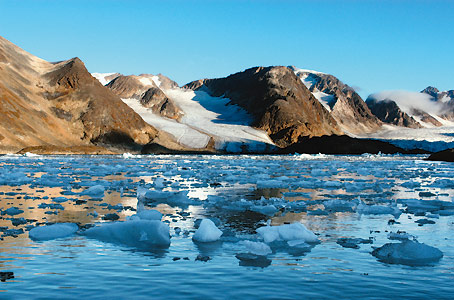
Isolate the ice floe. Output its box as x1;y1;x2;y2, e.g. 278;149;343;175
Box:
256;223;318;244
372;240;443;266
29;223;79;241
83;220;171;248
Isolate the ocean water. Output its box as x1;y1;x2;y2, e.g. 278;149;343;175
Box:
0;154;453;299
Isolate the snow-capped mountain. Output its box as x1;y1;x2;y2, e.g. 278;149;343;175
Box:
95;71;276;152
290;66;382;135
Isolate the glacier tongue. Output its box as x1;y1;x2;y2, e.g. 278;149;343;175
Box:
122;87;275;152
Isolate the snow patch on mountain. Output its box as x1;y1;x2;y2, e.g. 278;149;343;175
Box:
138;75;161;88
92;73;117;85
291;67;333;111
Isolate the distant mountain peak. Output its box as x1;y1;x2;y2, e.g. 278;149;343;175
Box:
421;86;440;98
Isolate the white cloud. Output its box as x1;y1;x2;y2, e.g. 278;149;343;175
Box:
369;90;442;115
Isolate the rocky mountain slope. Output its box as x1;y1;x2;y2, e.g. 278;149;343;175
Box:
105;74;182;120
365;98;422;129
184;66;342;147
290;67;382;134
366;89;454;129
0;36;163;153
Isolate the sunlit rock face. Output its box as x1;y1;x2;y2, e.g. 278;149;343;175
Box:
0;36;158;153
291;66;382;135
185;66;342;147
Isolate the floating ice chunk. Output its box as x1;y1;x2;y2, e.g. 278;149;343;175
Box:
438;209;454;216
388;231;416;241
24;152;40;157
250;205;278;216
307;209;329;216
29;223;78;241
143;190;192;208
81;185;105;197
356;202;401;216
403;199;440;214
240;240;272;256
192;219;223;243
323;199;356;213
337;237;372;249
128;209;163;221
372;240;443;266
1;206;24;216
194;218;221;228
153;178;165;189
287;239;311;248
426;213;440;219
256;223;318;244
83;220;170;248
52;197;69;203
122;153;134;159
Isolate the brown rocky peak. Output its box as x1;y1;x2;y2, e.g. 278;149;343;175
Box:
185;66;342;147
106;75;148;99
290;67;382;134
45;57;98;89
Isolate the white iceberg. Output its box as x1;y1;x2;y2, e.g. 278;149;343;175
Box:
256;223;318;244
192;219;223;243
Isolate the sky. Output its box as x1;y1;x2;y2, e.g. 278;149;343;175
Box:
0;0;453;98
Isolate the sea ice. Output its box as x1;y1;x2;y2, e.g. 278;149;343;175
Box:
323;199;356;213
81;185;105;197
1;207;24;216
240;240;272;256
372;240;443;266
29;223;79;241
388;231;416;241
83;220;171;248
128;209;163;221
256;223;318;244
356;201;401;217
192;219;223;243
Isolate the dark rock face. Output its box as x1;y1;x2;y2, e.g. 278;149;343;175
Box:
185;66;342;147
427;148;454;162
366;98;422;128
280;135;407;155
421;86;440;98
140;87;182;119
291;67;382;134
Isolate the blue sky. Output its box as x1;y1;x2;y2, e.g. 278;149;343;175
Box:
1;0;453;98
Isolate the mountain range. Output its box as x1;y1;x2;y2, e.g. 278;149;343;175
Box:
1;36;453;155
